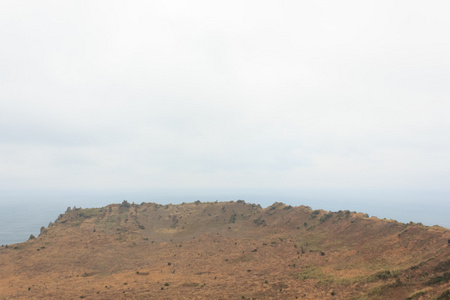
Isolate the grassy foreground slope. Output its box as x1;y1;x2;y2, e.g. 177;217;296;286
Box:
1;201;449;299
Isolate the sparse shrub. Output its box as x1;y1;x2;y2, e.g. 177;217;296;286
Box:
164;283;169;286
168;262;171;266
394;278;402;286
437;289;450;300
311;210;320;218
253;217;266;226
425;272;450;285
371;270;392;280
320;252;325;256
120;200;130;208
229;213;237;223
435;259;450;272
319;213;333;223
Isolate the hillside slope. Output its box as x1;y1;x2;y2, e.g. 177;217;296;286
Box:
1;201;449;299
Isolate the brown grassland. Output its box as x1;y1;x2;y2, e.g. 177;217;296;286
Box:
1;200;449;299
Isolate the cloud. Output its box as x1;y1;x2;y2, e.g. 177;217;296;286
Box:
0;0;449;192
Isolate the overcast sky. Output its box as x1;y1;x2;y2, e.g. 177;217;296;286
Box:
1;1;450;196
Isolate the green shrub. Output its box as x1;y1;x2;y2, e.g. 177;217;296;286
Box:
319;213;333;223
425;272;450;285
311;210;320;218
372;270;392;280
253;217;266;226
120;200;130;208
437;289;450;300
229;213;237;223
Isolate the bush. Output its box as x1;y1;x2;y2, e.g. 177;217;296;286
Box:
426;273;450;285
253;217;266;226
120;200;130;208
371;270;392;280
229;213;237;223
319;213;333;223
437;289;450;300
311;210;320;218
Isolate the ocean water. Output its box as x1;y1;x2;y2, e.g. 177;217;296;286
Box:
1;189;449;246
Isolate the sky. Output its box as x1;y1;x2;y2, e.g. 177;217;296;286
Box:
1;1;450;208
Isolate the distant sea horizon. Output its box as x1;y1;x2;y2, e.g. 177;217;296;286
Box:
1;188;449;245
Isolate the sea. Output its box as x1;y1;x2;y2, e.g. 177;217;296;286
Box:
1;189;449;246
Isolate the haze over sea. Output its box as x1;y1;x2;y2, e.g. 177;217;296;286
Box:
1;189;449;246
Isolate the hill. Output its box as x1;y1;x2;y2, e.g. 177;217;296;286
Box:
1;200;449;299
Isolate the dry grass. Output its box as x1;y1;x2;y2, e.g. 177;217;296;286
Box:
0;201;449;299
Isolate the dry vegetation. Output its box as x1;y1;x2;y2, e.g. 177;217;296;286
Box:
1;200;449;299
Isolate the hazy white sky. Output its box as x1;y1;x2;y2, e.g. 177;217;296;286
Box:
1;0;450;192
